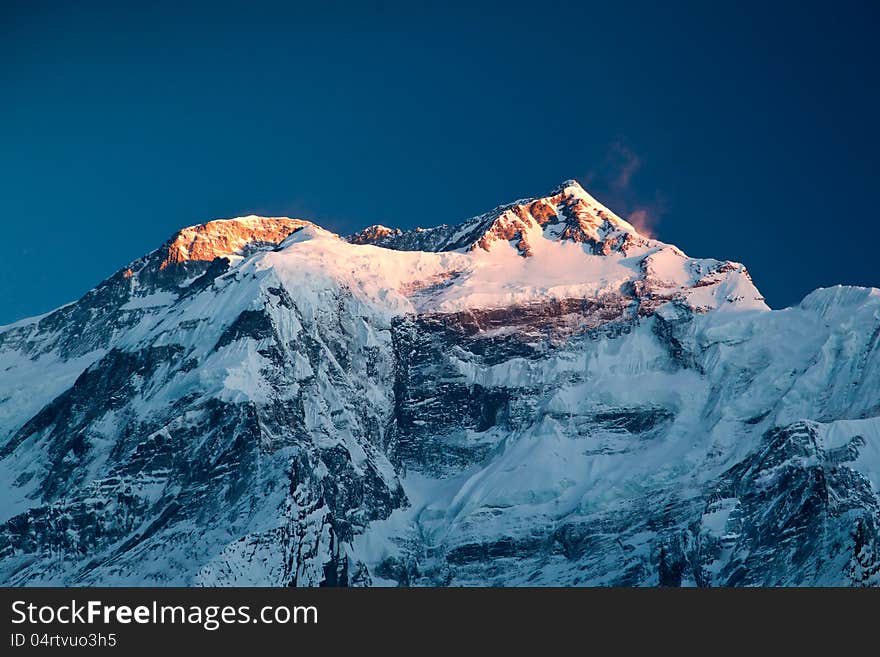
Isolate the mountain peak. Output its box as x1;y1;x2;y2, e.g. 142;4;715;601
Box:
549;178;586;195
157;216;311;271
349;224;402;245
347;178;648;256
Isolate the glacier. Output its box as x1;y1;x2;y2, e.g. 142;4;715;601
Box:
0;180;878;586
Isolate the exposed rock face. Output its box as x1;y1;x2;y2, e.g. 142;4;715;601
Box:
348;180;652;257
0;181;878;586
158;216;310;272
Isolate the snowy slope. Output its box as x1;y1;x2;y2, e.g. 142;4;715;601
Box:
0;181;877;586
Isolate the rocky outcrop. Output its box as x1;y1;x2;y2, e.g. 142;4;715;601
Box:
347;180;652;257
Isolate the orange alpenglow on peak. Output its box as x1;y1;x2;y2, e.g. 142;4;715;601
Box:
158;216;312;270
346;179;650;257
348;224;401;245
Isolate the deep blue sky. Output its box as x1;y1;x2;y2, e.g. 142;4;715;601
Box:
2;1;878;323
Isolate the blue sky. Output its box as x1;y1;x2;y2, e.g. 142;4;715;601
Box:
1;1;878;323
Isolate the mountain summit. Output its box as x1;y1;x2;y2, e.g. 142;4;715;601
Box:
349;179;645;256
0;181;878;586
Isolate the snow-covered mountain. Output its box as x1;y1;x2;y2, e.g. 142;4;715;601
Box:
1;180;878;586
